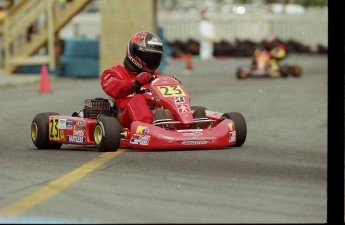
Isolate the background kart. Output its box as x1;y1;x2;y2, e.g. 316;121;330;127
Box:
31;76;247;151
236;50;302;79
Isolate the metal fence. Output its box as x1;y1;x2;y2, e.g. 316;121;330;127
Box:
0;10;328;67
57;10;327;51
157;11;328;50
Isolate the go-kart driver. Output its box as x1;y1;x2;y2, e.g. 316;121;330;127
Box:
100;31;167;128
252;33;286;77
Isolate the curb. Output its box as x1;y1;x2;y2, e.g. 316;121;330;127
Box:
0;74;58;90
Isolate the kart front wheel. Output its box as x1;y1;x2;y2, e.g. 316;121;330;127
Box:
31;112;63;150
94;115;121;152
222;112;247;147
191;106;207;128
280;65;290;77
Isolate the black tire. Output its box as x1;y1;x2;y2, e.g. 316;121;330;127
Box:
291;65;302;77
153;108;168;128
191;106;207;128
280;65;289;77
153;108;167;121
93;115;121;152
191;106;207;117
31;112;63;150
222;112;247;147
236;68;249;79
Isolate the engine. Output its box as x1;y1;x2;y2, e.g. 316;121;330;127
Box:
83;97;116;119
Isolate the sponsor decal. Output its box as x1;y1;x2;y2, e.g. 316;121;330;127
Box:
136;126;149;135
130;134;151;145
174;96;185;104
74;121;87;131
176;104;190;113
66;120;73;126
76;121;86;126
182;140;207;145
182;132;203;137
67;135;85;143
228;122;235;131
58;119;67;129
229;131;236;142
74;125;86;130
73;130;84;136
59;130;65;141
66;119;74;130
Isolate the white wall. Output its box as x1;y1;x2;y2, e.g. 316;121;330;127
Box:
59;11;328;50
158;11;328;49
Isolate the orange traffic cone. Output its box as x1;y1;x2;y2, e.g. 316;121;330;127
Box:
39;65;52;93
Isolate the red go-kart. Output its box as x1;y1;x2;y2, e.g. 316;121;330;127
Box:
31;76;247;151
236;49;302;79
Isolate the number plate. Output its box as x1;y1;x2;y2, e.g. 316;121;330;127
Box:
157;85;186;97
48;117;66;141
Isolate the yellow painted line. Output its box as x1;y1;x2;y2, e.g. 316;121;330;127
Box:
0;149;126;217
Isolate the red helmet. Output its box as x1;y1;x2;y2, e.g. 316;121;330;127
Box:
124;31;164;73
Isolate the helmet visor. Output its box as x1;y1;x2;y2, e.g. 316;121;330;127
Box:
136;50;163;70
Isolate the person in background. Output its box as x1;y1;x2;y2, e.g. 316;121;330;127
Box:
100;31;167;128
198;8;219;61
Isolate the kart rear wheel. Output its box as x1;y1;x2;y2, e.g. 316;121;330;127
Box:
31;112;63;150
236;68;249;79
291;65;302;77
94;115;121;152
222;112;247;147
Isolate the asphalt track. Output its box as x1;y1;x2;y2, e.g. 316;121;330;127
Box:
0;54;327;223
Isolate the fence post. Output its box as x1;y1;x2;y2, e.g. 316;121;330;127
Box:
47;0;56;70
4;10;10;74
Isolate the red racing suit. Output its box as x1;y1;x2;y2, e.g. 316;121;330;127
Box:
100;64;160;128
